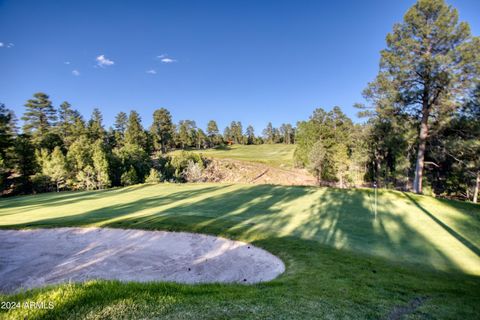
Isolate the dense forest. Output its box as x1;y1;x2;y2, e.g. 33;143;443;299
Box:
0;0;479;202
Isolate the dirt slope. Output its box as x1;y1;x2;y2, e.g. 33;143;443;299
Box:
202;158;316;186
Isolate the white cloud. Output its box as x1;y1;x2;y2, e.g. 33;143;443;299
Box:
64;61;71;65
157;54;177;63
7;43;14;48
146;69;157;74
96;55;114;67
72;70;80;76
0;43;4;47
161;58;176;63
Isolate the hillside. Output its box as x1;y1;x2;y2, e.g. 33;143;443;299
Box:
171;144;296;168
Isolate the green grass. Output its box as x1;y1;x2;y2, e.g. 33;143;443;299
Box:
170;144;296;167
1;184;479;319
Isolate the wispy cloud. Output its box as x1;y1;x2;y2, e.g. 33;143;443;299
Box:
0;42;14;48
157;54;177;63
96;55;114;68
64;61;71;65
146;69;157;74
72;70;80;76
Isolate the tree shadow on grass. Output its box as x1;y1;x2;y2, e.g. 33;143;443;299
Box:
0;184;152;212
403;192;480;257
1;184;475;274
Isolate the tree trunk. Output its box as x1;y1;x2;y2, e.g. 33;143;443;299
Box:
474;171;479;203
413;102;431;194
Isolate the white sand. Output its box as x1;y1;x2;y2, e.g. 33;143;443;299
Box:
0;228;285;293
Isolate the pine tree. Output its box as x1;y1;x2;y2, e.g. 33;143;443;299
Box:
196;128;207;149
114;111;128;147
178;120;196;148
22;93;57;144
263;122;274;143
57;101;79;147
42;147;68;192
87;108;105;142
92;140;111;189
0;104;16;192
13;134;37;193
246;125;255;145
150;108;174;153
207;120;220;147
365;0;480;193
125;111;147;149
145;168;162;183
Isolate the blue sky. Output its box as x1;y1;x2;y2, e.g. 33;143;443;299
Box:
0;0;479;133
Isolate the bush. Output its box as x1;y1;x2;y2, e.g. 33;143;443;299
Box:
145;168;162;183
182;160;204;182
166;151;204;182
121;166;139;186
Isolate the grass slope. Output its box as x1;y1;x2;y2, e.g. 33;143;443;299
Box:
1;184;479;319
171;144;296;167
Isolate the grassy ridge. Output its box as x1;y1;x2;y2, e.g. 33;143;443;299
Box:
170;144;296;167
1;184;479;319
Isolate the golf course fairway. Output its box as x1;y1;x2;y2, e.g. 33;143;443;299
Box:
0;183;479;319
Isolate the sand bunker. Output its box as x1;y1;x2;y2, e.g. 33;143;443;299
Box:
0;228;284;293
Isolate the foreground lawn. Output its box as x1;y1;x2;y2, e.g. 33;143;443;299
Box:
0;184;479;319
171;144;296;167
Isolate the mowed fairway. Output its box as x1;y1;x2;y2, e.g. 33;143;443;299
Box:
1;184;479;319
171;144;296;167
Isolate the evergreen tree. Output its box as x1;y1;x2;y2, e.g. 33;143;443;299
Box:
92;140;111;189
263;122;274;143
114;111;128;147
145;168;162;183
13;134;37;193
178;120;196;148
364;0;480;193
125;111;147;149
57;101;79;147
22;93;57;144
207;120;220;147
196;128;208;149
246;125;255;145
41;147;68;192
150;108;174;153
87;108;105;142
0;104;16;192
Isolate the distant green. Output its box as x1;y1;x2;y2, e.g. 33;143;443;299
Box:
170;144;296;167
1;184;479;319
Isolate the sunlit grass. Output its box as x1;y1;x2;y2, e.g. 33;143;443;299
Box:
170;144;296;167
1;184;479;319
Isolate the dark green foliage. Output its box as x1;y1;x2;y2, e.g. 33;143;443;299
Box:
12;134;37;193
121;166;139;186
22;93;57;144
150;108;174;153
87;108;105;142
125;111;147;149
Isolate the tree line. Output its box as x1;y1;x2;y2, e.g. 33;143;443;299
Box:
0;0;478;202
0;94;295;195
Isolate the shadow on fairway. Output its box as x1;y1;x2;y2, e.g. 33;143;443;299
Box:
1;184;477;273
403;192;480;257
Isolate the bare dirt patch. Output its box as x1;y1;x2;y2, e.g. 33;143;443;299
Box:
202;158;316;185
0;228;285;293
